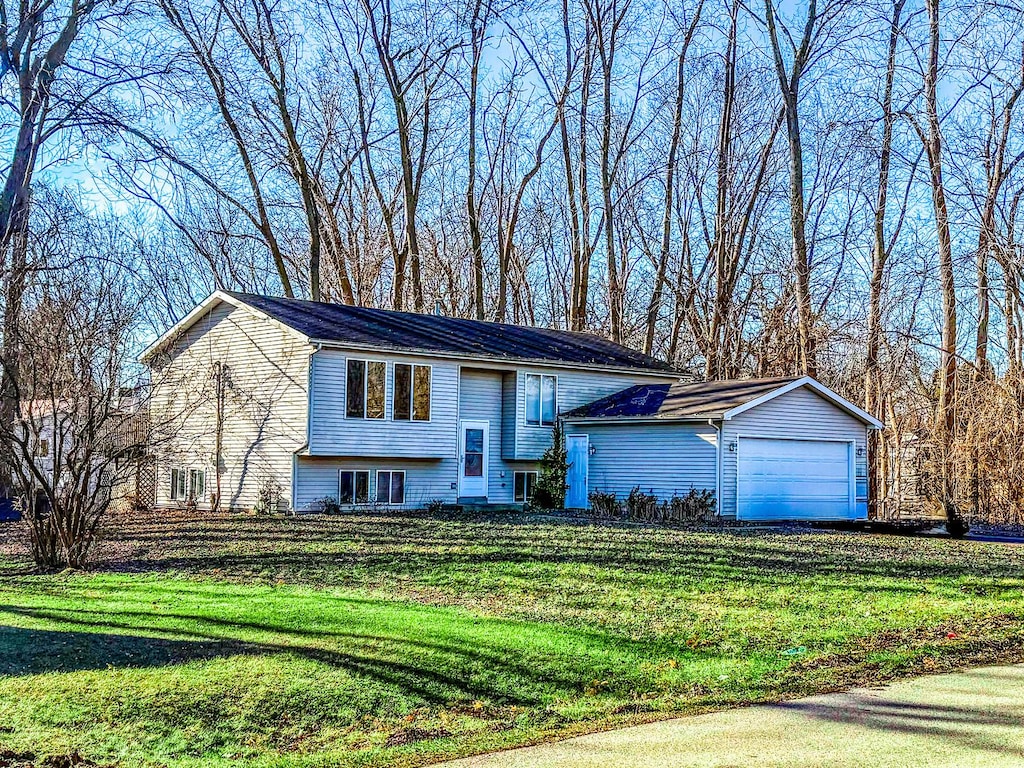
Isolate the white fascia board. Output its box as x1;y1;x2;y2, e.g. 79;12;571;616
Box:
722;376;884;429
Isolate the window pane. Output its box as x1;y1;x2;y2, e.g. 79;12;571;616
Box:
339;471;354;504
355;471;369;504
514;472;526;502
393;364;411;420
541;376;556;425
526;471;537;501
525;375;540;425
195;471;205;498
376;471;390;504
346;360;365;418
367;362;386;419
465;428;484;454
170;469;180;500
390;472;405;504
178;470;186;499
413;366;431;421
464;453;483;477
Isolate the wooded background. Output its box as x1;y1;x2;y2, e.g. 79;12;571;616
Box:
3;0;1024;530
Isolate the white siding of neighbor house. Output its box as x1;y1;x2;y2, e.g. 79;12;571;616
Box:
720;385;869;517
515;367;675;460
149;301;309;511
308;350;459;458
565;421;718;501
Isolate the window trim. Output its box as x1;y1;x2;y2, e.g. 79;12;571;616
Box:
345;358;387;420
524;373;558;427
514;470;538;503
375;469;406;505
392;362;433;422
338;469;371;505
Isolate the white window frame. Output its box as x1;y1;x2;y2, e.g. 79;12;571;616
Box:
514;470;538;503
392;362;432;422
170;467;205;502
339;469;371;505
525;373;557;427
375;469;406;505
345;358;387;420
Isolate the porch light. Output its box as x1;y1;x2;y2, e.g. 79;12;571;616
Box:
729;441;737;452
588;444;597;456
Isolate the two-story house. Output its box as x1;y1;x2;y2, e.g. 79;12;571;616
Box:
142;291;881;520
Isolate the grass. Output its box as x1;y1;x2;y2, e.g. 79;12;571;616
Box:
0;510;1023;767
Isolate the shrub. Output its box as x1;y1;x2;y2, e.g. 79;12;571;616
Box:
253;476;284;515
533;421;568;509
316;496;342;515
588;489;619;518
425;498;446;515
626;487;659;520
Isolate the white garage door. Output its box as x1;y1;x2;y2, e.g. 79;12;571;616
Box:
737;437;854;521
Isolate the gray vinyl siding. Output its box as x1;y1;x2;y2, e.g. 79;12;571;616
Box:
501;372;517;459
459;368;517;503
720;386;869;517
566;422;718;501
149;301;309;511
308;350;458;458
294;457;454;511
515;367;675;460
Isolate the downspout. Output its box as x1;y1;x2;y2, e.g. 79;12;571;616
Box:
291;343;319;513
709;419;722;517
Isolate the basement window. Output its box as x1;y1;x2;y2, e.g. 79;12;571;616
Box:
514;471;538;503
339;470;370;505
376;470;406;505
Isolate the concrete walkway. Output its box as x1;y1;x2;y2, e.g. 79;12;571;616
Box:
440;665;1024;768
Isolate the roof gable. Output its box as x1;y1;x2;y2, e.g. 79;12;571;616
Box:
141;291;673;372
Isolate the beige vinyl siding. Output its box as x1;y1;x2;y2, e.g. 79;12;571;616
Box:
720;386;869;517
568;421;718;501
294;457;454;511
309;350;458;458
515;367;675;460
149;301;309;511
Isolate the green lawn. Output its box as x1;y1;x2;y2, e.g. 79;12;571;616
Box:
1;510;1023;767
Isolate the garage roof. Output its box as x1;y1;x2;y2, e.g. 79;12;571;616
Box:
563;376;883;428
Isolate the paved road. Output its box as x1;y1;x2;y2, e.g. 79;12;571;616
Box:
439;665;1024;768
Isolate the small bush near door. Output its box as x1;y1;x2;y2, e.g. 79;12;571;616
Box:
586;486;717;525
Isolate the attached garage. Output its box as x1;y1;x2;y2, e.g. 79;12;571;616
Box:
562;376;882;521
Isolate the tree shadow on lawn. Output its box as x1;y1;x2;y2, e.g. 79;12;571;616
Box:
96;511;1024;588
0;596;696;708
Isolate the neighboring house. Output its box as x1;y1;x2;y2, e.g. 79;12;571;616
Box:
141;291;881;520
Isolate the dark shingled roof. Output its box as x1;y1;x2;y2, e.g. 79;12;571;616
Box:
563;377;800;420
226;292;673;372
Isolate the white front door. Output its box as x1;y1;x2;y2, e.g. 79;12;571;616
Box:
459;420;489;498
565;434;589;509
737;437;854;520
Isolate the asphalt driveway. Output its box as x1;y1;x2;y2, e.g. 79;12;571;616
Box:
440;665;1024;768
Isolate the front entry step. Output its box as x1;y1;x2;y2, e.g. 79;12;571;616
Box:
457;496;488;505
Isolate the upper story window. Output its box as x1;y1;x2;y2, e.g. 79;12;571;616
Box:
393;363;431;421
346;359;386;419
525;374;557;426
